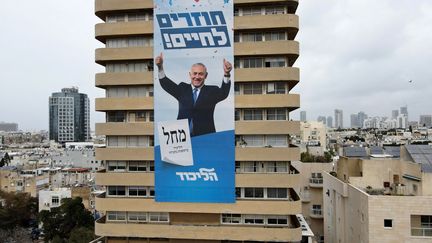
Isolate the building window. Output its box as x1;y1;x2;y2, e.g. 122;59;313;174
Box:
264;31;286;41
384;219;393;228
267;109;287;120
51;196;60;207
107;186;126;196
235;109;240;121
267;215;288;225
266;82;286;94
107;161;127;172
312;205;322;216
266;161;288;173
266;135;287;147
243;109;263;121
107;211;126;221
244;188;264;198
242;135;264;147
128;161;148;172
243;58;263;68
127;212;147;222
221;214;241;224
244;215;265;224
149;212;169;222
128;186;146;197
267;188;288;199
421;215;432;228
243;83;262;95
243;162;260;173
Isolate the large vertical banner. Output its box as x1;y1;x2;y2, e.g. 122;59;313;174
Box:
154;0;235;203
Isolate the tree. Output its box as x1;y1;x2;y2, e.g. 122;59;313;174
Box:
68;227;95;243
39;197;94;242
0;226;33;243
0;191;38;229
0;153;11;167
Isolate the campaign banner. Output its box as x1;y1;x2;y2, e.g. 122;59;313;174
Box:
154;0;235;203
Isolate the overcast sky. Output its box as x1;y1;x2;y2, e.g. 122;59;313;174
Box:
0;0;431;131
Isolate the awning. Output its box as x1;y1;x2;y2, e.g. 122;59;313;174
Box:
402;174;421;182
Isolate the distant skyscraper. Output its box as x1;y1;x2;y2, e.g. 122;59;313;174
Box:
300;111;307;122
49;87;90;143
357;111;367;128
317;116;326;125
392;110;399;119
335;109;343;129
420;115;432;127
350;114;359;128
0;122;18;132
400;106;408;116
327;116;333;128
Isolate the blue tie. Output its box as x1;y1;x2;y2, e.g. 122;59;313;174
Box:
190;88;198;134
193;88;198;104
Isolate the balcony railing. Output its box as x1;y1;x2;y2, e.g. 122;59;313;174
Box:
309;177;323;188
310;209;323;218
411;227;432;237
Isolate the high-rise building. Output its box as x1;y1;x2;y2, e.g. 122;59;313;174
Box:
350;114;359;128
300;110;307;122
400;106;408;116
49;87;90;143
317;116;326;125
94;1;303;243
392;109;399;119
327;116;333;128
419;115;432;127
334;109;343;129
0;122;18;132
357;111;367;128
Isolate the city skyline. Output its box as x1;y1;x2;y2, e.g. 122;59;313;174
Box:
1;0;431;131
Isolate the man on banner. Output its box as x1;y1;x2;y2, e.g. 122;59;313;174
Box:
155;53;232;137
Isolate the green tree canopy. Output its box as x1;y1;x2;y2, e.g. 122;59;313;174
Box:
0;191;37;229
39;197;94;242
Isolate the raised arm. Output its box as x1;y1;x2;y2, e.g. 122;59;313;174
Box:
155;52;179;99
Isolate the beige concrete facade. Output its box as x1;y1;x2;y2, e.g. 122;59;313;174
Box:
0;169;49;197
324;156;432;243
293;161;333;243
94;0;301;242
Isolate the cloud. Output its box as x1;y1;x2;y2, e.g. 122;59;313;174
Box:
295;0;432;125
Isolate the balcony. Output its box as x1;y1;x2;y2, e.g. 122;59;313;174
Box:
236;94;300;110
95;47;153;64
95;216;302;242
235;14;298;31
309;177;323;188
235;67;299;89
95;122;153;136
95;21;153;42
310;208;323;219
235;120;300;135
95;147;154;161
236;146;300;161
236;173;299;188
95;72;153;87
235;40;299;57
95;97;153;111
95;0;153;20
96;193;301;215
96;171;154;186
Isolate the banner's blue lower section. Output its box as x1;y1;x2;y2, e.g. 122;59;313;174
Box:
155;130;235;203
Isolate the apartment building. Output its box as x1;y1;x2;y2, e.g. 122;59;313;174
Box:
0;166;49;197
324;145;432;243
293;161;333;243
94;0;302;242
